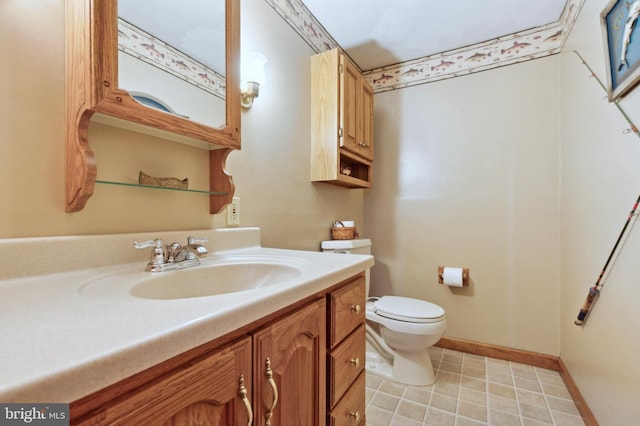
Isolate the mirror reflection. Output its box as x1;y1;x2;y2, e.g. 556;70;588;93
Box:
117;0;226;128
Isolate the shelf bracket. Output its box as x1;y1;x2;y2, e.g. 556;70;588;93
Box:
209;149;236;214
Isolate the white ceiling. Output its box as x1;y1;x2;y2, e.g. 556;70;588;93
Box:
302;0;569;71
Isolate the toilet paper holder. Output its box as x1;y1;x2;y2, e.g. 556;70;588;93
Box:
437;266;470;286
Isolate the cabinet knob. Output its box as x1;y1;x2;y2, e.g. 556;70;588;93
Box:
350;304;361;314
350;411;361;422
350;357;360;367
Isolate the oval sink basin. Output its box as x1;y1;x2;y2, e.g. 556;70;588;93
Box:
79;256;306;301
130;262;300;300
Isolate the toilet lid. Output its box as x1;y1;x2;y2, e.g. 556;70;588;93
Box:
373;296;445;323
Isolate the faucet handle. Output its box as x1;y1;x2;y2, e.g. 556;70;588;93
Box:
134;239;165;265
134;239;162;249
186;236;209;258
187;236;208;245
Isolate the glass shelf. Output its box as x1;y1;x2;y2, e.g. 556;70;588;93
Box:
96;179;228;196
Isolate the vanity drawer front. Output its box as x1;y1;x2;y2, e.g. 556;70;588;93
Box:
329;275;365;347
328;325;365;408
328;371;365;426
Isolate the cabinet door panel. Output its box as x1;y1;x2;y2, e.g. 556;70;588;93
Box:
165;401;227;425
358;80;374;161
341;56;361;155
75;337;253;426
253;299;327;426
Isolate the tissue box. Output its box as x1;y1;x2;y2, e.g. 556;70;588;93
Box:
331;226;358;240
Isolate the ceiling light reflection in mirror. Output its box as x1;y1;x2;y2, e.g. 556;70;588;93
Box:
117;0;226;128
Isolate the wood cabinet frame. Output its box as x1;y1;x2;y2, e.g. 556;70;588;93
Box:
65;0;241;213
310;48;374;189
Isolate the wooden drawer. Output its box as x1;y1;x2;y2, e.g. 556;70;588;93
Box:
328;324;365;408
328;371;365;426
329;275;365;348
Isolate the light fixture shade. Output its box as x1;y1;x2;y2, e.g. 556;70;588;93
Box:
241;51;267;108
241;51;267;86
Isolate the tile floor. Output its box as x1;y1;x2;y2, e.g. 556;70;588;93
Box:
365;347;585;426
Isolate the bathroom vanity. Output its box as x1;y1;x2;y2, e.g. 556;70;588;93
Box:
72;275;365;425
0;228;373;425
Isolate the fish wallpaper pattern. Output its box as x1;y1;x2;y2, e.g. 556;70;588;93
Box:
118;19;226;99
265;0;585;93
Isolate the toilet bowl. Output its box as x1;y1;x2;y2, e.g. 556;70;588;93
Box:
321;238;447;386
366;296;446;385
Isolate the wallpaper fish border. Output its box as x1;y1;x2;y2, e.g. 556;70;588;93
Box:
118;19;226;100
266;0;585;93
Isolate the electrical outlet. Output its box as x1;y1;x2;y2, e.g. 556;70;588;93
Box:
226;196;240;226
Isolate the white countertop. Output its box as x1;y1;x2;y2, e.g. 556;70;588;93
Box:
0;228;373;403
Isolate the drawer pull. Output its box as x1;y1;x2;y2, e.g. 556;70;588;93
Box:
350;304;361;314
350;357;360;367
350;411;361;422
238;375;253;426
265;357;279;426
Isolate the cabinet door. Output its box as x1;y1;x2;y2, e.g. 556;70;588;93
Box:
74;337;253;426
340;55;361;156
253;299;327;426
358;80;374;161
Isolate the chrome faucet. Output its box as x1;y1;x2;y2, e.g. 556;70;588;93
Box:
134;236;209;272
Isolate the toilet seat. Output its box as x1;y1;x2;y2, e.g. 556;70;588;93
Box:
373;296;445;323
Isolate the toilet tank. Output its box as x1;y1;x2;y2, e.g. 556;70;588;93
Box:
321;239;372;296
321;238;371;255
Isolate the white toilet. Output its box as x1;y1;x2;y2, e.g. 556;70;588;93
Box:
321;239;446;386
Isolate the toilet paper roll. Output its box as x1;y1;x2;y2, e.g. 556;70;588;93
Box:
442;267;464;287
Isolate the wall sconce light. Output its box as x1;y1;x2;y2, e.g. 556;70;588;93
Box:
241;81;260;109
241;51;267;109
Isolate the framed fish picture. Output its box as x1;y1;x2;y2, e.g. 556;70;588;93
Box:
601;0;640;101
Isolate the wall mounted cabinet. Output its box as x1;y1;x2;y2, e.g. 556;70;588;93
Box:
311;48;374;188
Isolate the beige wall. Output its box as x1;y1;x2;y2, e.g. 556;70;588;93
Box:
363;0;640;422
231;0;364;250
0;0;363;249
363;57;562;355
560;0;640;423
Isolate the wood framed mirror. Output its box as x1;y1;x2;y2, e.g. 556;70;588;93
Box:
65;0;240;213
